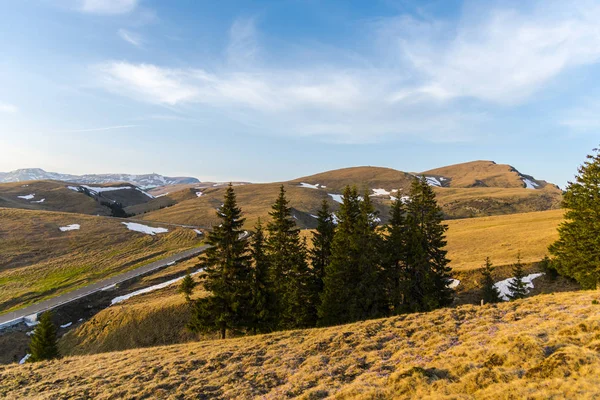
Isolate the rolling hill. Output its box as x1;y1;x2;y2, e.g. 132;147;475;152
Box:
0;208;204;314
138;161;563;228
3;290;599;399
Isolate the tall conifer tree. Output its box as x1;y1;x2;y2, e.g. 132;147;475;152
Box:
28;312;59;362
401;177;453;312
549;147;600;288
383;196;407;314
250;219;275;333
266;186;316;329
319;186;362;325
508;254;528;300
310;199;336;299
481;257;501;304
188;184;252;339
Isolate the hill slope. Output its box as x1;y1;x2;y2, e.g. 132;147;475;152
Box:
0;208;203;314
421;160;555;189
139;163;562;227
3;290;600;399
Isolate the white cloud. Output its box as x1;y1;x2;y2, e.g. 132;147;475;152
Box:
0;103;18;113
384;1;600;104
79;0;138;15
118;29;142;46
92;1;600;143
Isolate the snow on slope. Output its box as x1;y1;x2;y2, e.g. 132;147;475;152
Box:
522;178;539;190
494;273;545;301
17;194;35;200
122;222;168;235
59;224;80;232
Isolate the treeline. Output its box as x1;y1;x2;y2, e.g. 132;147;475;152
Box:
187;177;454;339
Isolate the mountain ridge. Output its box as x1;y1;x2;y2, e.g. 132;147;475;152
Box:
0;168;200;189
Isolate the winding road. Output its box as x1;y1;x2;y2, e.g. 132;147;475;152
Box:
0;245;210;329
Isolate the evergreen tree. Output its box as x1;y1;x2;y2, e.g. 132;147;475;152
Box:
508;254;528;300
188;184;252;339
179;271;196;302
355;191;385;318
319;187;384;325
319;186;361;326
401;177;453;312
383;196;407;314
310;199;336;300
549;147;600;288
250;219;276;333
481;257;501;304
28;312;59;362
266;186;316;329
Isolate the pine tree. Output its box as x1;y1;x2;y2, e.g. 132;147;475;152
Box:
319;187;384;325
549;147;600;288
179;271;196;302
508;254;528;300
266;186;316;329
481;257;501;304
383;196;407;314
310;199;336;300
355;190;385;319
28;312;59;362
401;177;453;312
319;186;361;325
188;184;252;339
250;219;275;333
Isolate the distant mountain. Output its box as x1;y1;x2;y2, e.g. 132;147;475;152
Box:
0;168;200;189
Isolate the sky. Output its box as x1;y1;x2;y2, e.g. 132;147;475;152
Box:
1;0;600;186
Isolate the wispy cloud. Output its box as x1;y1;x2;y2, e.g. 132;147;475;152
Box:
52;125;140;133
382;1;600;104
78;0;138;15
118;29;142;46
92;1;600;143
0;103;18;113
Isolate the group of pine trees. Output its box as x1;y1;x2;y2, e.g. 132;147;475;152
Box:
186;177;454;338
479;255;529;304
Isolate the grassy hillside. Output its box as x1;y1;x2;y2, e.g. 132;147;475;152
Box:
0;180;110;215
422;160;555;189
139;165;562;228
3;290;600;398
445;209;563;270
0;208;204;314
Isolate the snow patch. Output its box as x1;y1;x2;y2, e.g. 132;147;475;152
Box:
447;279;460;289
59;224;80;232
196;191;203;197
19;354;31;364
371;188;391;196
494;273;545;301
299;182;321;189
17;194;35;200
101;284;116;291
328;193;343;203
110;271;202;305
122;222;168;235
522;178;539;190
31;198;45;203
155;192;169;198
60;322;72;329
135;187;155;199
193;229;203;235
425;177;442;187
82;185;132;193
67;186;80;192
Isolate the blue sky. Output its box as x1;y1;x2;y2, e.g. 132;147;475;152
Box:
1;0;599;186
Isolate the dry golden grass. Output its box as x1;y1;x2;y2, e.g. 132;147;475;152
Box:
140;166;562;228
0;180;110;215
0;208;204;314
422;160;553;189
3;290;600;399
445;209;564;270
